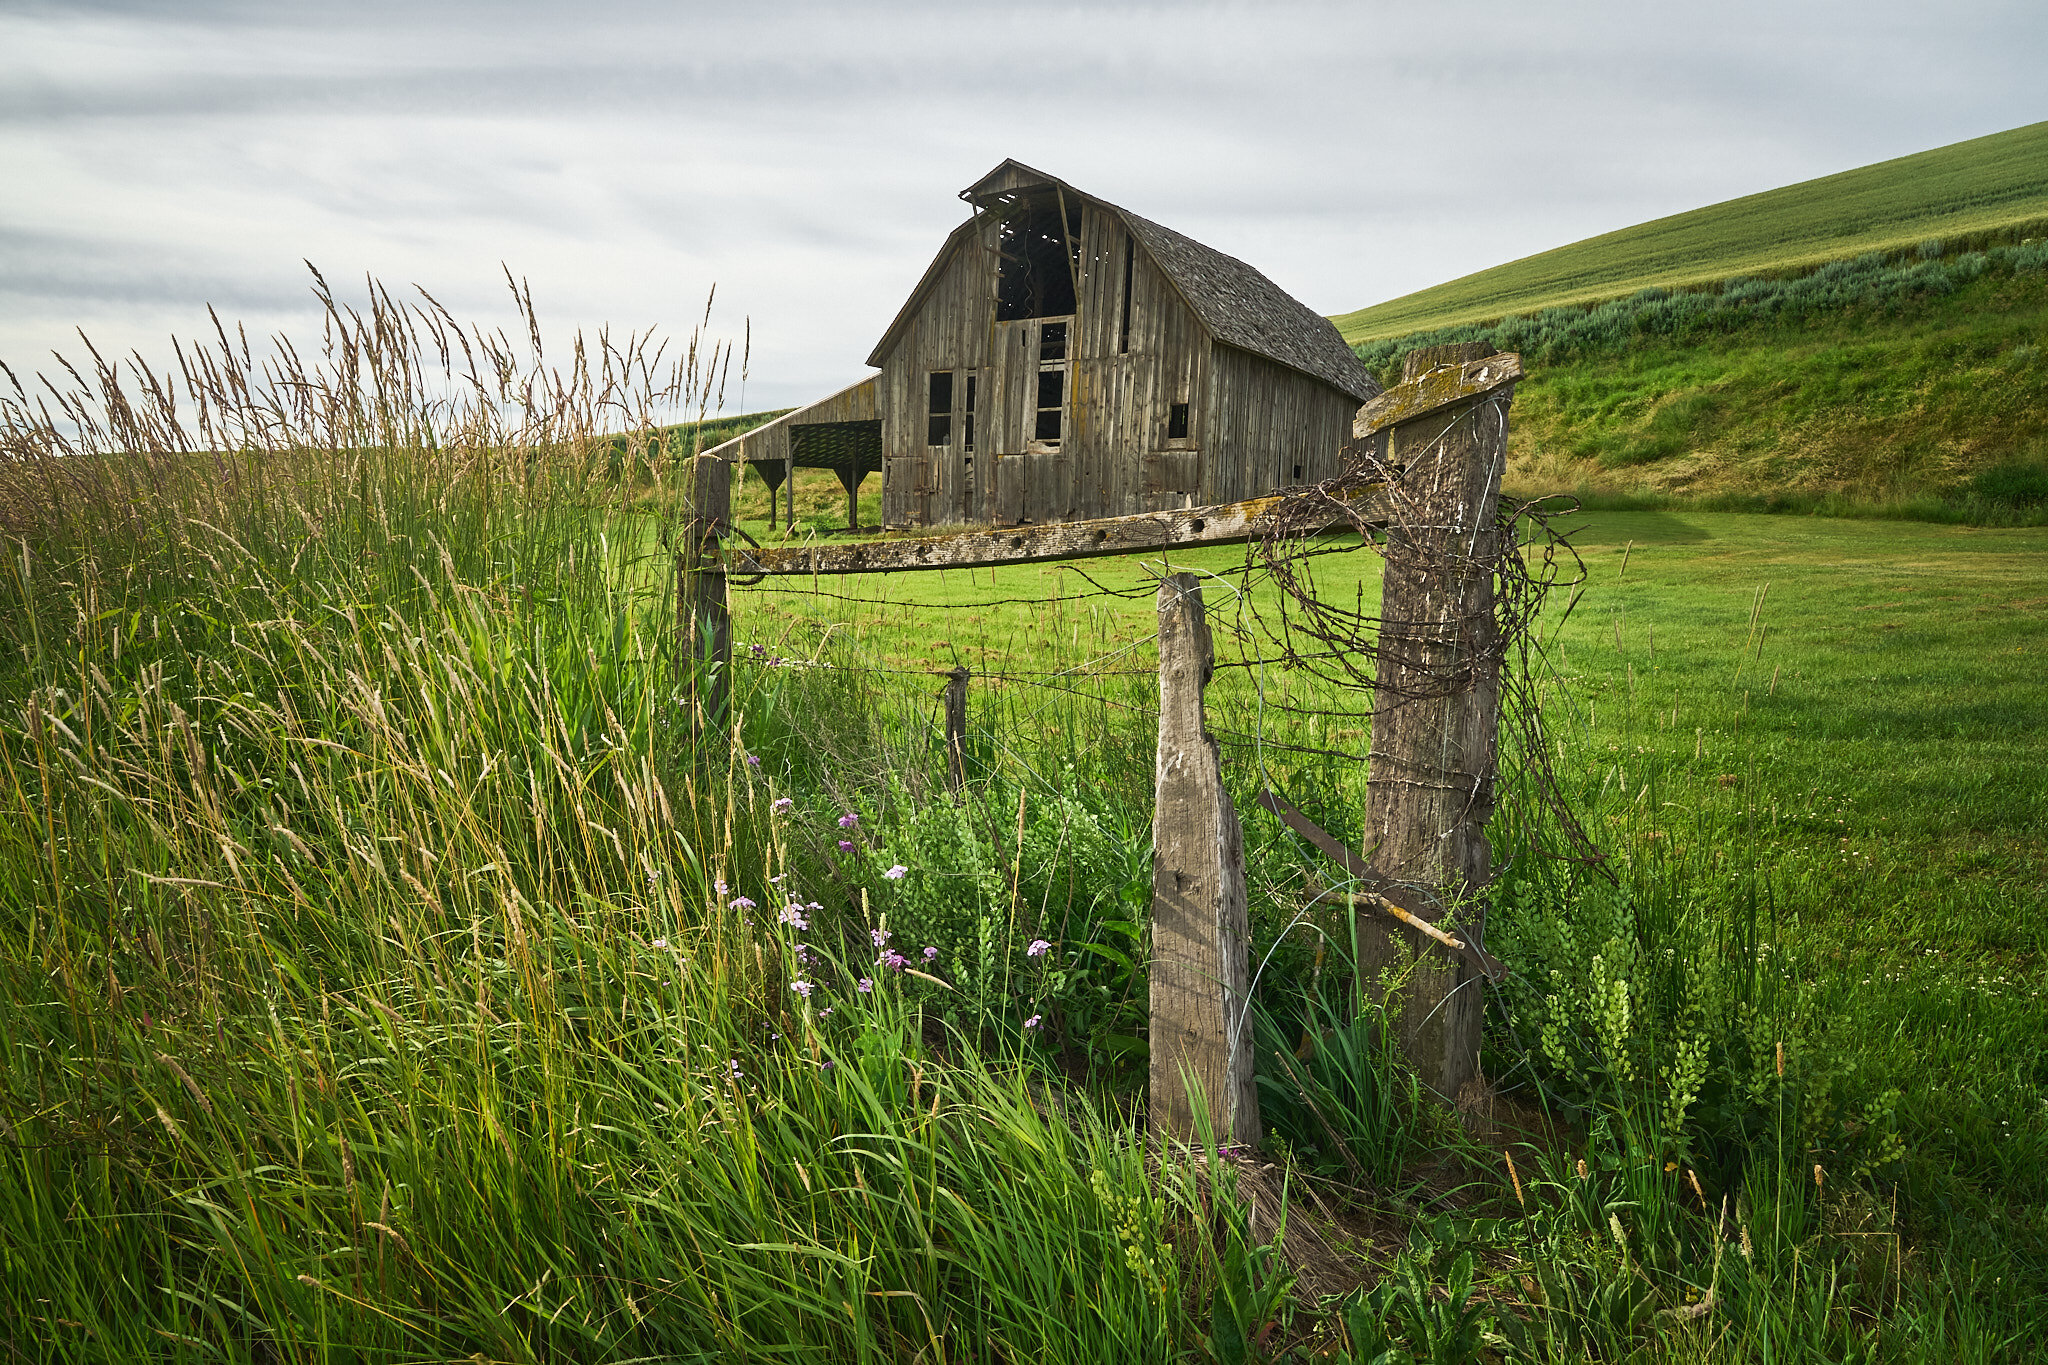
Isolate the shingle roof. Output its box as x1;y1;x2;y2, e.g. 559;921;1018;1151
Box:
869;161;1381;403
1113;208;1380;402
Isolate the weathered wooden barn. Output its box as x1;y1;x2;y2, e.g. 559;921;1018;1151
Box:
707;160;1379;529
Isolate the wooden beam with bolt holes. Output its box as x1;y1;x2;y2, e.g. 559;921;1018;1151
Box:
724;489;1389;577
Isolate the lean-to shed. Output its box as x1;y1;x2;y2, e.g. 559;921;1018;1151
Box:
707;159;1379;529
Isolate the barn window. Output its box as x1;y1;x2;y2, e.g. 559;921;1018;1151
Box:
927;371;952;446
1035;368;1065;442
1291;463;1304;482
993;191;1078;321
963;374;976;453
1167;402;1190;440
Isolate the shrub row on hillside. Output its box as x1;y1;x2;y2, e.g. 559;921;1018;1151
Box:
1355;238;2048;382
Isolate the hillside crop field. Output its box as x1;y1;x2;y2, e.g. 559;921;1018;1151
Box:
3;281;2045;1362
1332;121;2048;345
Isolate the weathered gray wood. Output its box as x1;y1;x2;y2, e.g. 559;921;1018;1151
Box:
679;455;731;731
726;488;1385;577
942;666;969;793
1150;574;1259;1147
1352;352;1522;441
1357;351;1515;1111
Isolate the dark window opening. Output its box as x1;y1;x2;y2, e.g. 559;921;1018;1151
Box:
927;370;953;446
1291;464;1303;481
1167;402;1190;440
1119;232;1134;354
1035;367;1064;442
994;193;1078;321
963;374;977;452
1039;320;1067;361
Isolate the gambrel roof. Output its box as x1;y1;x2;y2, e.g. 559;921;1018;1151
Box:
867;160;1380;404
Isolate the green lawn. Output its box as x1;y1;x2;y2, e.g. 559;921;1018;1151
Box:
1333;120;2048;344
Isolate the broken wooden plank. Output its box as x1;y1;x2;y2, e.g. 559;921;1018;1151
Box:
1253;787;1506;982
726;488;1387;577
1150;574;1259;1147
1352;351;1521;440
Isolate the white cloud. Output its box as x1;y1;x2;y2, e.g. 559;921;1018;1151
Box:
5;0;2044;411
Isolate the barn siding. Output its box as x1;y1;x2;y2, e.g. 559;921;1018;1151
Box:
1202;347;1357;505
863;176;1365;529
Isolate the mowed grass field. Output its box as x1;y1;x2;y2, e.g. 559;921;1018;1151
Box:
732;507;2048;1287
1332;121;2048;344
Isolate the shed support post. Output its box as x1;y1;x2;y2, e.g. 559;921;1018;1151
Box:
836;467;863;530
680;454;732;736
1149;574;1259;1147
942;666;969;794
1358;345;1513;1115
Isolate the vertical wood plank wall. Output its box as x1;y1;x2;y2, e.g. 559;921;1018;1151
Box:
865;186;1363;528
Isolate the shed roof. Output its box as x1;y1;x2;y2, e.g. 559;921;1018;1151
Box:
867;160;1379;404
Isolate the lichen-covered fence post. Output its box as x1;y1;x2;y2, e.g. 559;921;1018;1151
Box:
679;454;732;734
1354;345;1519;1110
1149;573;1259;1146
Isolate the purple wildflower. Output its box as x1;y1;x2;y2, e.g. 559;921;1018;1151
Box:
729;895;756;911
745;754;761;768
1027;939;1051;958
790;980;813;998
772;797;794;814
778;904;809;930
838;812;859;830
882;950;907;972
838;840;855;853
651;938;669;950
857;978;873;994
883;864;908;881
870;927;892;948
1024;1014;1042;1030
923;946;938;962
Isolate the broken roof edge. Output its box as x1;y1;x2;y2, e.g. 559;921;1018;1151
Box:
873;159;1378;403
699;374;880;461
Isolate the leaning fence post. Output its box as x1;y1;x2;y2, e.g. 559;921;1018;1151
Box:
942;666;969;794
1150;573;1259;1147
679;454;732;734
1356;345;1519;1113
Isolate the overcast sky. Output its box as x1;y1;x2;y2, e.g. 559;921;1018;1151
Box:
4;0;2044;413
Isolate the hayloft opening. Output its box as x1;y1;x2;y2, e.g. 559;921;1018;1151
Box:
1119;231;1134;354
1168;402;1190;440
993;191;1078;321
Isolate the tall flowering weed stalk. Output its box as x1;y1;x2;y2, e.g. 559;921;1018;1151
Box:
1491;871;1906;1178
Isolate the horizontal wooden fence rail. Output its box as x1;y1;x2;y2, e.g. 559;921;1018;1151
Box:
724;489;1390;577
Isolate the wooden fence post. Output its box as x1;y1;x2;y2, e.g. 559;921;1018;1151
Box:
1150;573;1259;1147
1358;345;1515;1113
679;454;731;732
942;666;969;794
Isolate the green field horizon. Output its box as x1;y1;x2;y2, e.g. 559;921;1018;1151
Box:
1332;120;2048;345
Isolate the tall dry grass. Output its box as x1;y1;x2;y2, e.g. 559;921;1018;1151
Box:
0;276;1245;1362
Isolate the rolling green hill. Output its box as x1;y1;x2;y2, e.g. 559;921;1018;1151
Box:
1333;120;2048;344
